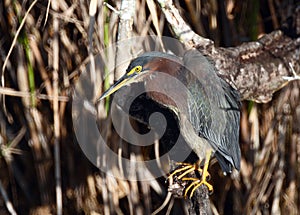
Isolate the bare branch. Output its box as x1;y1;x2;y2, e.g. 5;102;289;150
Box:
115;0;136;79
51;0;62;214
156;0;213;49
206;31;300;103
157;0;300;103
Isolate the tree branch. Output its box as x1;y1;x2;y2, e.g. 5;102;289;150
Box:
157;0;300;103
115;0;136;79
168;170;212;215
156;0;214;49
187;185;212;215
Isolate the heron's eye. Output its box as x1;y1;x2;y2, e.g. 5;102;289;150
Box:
127;65;142;76
135;66;142;73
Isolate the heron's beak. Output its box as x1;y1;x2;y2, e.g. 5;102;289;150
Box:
97;69;138;101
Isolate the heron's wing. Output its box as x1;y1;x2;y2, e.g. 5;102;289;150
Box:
215;79;241;170
183;49;241;171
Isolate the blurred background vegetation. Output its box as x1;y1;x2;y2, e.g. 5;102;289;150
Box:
0;0;299;214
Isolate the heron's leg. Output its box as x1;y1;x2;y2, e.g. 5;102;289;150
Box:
182;149;213;198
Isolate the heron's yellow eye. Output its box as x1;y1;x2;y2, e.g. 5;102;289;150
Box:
135;66;142;73
127;65;142;75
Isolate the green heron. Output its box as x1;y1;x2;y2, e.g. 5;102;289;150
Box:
97;49;241;196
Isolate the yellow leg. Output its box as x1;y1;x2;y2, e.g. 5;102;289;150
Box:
183;149;213;198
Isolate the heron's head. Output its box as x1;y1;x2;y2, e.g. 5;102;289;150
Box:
97;52;181;101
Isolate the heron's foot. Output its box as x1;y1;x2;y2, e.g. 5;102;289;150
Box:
182;172;213;198
168;162;205;181
182;149;213;198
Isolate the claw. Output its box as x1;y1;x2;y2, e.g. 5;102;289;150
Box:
189;179;214;198
168;162;202;180
168;149;214;198
182;149;213;198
